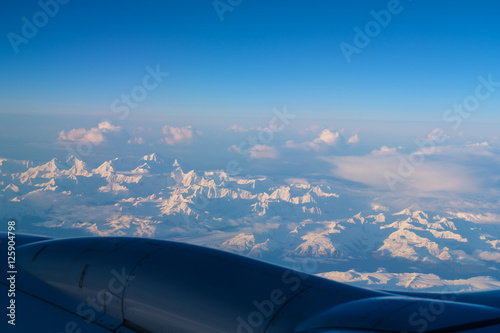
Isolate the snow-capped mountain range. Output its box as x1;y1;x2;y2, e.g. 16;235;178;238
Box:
1;153;500;291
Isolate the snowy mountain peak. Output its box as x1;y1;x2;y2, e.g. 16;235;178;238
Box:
63;156;91;178
65;155;77;163
3;184;19;192
131;163;151;174
45;158;64;171
92;161;114;177
5;154;500;293
16;158;64;183
65;155;85;167
311;185;339;198
394;208;413;216
141;153;163;163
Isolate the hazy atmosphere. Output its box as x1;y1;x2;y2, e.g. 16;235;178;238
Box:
2;0;500;292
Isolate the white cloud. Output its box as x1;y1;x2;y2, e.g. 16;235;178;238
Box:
58;121;122;144
466;142;490;148
317;129;340;145
447;212;500;224
323;144;494;194
161;125;200;145
229;144;278;159
347;134;360;144
372;146;397;155
286;129;342;151
250;145;278;159
476;250;500;263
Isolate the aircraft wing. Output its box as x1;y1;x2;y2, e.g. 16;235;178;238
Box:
1;233;500;333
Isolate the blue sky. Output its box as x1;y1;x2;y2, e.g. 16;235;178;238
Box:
0;0;499;227
0;0;499;203
1;0;500;121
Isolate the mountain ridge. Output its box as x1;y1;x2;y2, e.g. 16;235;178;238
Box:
1;153;499;291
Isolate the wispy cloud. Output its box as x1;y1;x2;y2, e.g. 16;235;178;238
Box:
250;145;278;159
226;124;252;132
229;144;278;159
447;211;500;224
324;142;499;194
298;125;322;135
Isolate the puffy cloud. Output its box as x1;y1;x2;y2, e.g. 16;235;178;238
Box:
347;134;360;144
286;129;343;151
97;121;118;131
161;125;201;145
317;129;340;145
58;121;122;144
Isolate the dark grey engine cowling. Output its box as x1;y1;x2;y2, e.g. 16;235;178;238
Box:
16;237;500;333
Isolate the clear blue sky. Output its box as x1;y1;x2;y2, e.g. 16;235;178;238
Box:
1;0;500;121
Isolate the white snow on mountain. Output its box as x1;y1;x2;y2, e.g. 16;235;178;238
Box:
319;270;500;292
1;153;500;291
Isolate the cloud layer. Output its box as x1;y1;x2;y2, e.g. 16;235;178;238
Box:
325;142;499;194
